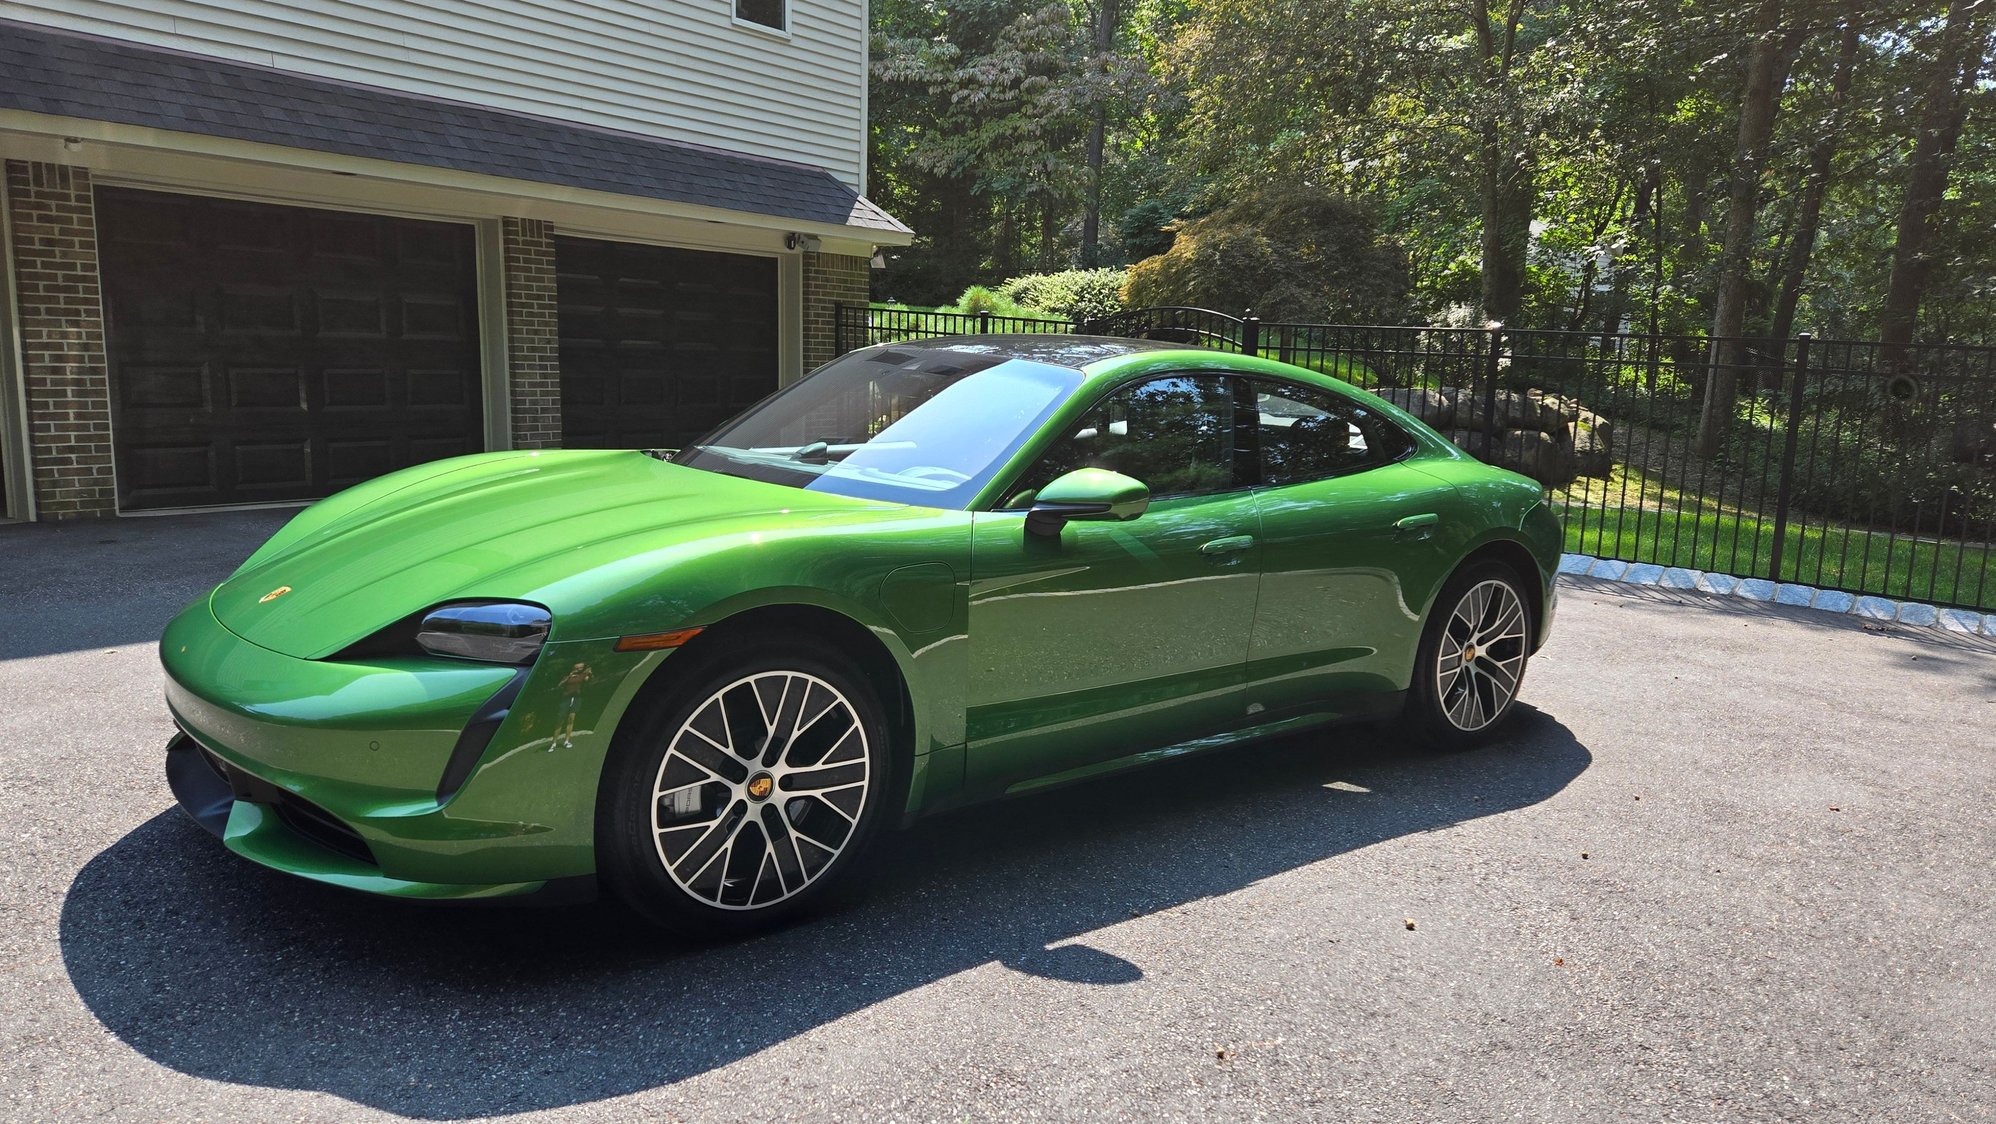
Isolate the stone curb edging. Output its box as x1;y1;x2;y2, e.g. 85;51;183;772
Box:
1556;554;1996;638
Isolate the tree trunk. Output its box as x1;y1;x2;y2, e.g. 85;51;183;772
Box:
1879;0;1985;365
1770;14;1862;345
1480;143;1534;325
1696;0;1799;457
1078;0;1119;268
1474;0;1533;326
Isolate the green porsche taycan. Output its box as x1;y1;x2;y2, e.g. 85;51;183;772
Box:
162;336;1560;935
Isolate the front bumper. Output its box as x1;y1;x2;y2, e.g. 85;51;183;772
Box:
165;733;555;899
160;596;663;897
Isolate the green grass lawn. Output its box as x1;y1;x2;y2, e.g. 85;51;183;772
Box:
1555;462;1995;612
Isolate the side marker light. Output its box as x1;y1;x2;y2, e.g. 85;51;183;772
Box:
614;627;705;652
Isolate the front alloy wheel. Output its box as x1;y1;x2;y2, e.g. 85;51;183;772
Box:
651;670;871;910
601;635;890;936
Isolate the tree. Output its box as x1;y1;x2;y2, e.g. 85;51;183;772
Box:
1121;186;1412;321
1769;11;1863;345
864;0;1996;353
1472;0;1538;325
1697;0;1803;457
1879;0;1992;360
1078;0;1122;266
870;0;1102;300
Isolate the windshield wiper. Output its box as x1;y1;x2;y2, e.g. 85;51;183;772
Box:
792;440;832;464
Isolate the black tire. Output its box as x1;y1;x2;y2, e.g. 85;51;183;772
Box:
1403;559;1535;751
598;632;894;938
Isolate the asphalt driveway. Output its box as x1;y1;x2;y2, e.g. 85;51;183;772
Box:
1;512;1992;1122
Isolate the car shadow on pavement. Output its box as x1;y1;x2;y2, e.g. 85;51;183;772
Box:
60;708;1590;1118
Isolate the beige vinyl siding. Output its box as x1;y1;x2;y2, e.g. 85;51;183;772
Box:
0;0;867;189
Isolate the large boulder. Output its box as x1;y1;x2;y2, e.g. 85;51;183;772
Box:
1454;388;1571;435
1573;410;1614;478
1375;387;1455;428
1492;429;1576;487
1435;386;1609;488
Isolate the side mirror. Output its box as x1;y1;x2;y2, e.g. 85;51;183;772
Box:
1025;468;1150;537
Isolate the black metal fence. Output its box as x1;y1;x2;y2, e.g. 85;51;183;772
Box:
835;303;1996;613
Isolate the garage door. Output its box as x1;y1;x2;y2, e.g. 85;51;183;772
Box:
97;188;483;511
555;236;778;450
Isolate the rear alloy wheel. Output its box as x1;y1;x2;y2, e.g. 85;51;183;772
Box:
1405;561;1534;750
601;637;890;936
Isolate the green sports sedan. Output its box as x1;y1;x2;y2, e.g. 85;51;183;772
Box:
162;336;1561;936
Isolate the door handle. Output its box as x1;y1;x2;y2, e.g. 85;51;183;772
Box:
1394;513;1439;541
1199;534;1255;558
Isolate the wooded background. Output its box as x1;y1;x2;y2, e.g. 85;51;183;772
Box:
867;0;1995;350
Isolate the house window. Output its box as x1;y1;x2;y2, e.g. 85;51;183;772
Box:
735;0;787;33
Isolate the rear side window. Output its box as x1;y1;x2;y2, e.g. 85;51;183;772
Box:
1252;379;1415;487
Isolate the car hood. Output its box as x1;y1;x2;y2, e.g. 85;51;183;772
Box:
211;450;908;659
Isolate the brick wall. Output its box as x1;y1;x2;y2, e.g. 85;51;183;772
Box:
4;160;115;519
502;217;561;449
802;251;871;372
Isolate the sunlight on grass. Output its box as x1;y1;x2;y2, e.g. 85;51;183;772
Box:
1555;493;1996;611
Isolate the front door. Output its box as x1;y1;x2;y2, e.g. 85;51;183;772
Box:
966;374;1262;792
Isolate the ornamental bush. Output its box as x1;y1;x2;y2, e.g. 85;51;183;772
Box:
998;269;1129;323
1122;187;1412;323
945;285;1036;318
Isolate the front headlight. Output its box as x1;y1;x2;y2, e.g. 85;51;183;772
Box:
415;602;552;665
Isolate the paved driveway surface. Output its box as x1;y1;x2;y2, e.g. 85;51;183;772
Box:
2;512;1992;1123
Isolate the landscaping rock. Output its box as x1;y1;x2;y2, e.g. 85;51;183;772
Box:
1375;387;1455;428
1456;388;1527;433
1519;390;1572;440
1433;385;1610;489
1572;410;1614;477
1491;429;1576;486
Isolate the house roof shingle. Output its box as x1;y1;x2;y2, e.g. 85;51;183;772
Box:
0;19;909;235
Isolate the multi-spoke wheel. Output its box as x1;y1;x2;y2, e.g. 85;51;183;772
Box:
599;634;891;936
1405;561;1535;749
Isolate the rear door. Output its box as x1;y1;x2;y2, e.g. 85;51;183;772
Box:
965;373;1262;791
1245;378;1459;717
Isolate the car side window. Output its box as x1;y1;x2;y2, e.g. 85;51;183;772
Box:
1252;378;1416;487
1002;374;1245;507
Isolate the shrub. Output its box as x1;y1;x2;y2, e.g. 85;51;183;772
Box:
945;285;1035;318
1122;186;1413;323
998;269;1129;323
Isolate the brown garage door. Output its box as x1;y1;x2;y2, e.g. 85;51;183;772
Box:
555;236;778;450
97;188;483;511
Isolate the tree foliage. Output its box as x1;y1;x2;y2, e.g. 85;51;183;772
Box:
1121;187;1412;321
868;0;1996;344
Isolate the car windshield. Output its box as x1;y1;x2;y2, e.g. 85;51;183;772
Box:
671;345;1085;507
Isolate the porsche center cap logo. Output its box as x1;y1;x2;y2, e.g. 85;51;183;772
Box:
746;773;774;801
259;585;293;604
